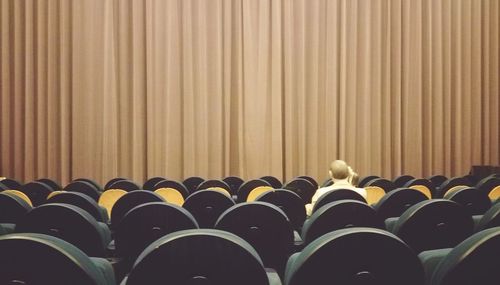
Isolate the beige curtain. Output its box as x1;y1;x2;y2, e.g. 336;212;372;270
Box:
1;0;499;186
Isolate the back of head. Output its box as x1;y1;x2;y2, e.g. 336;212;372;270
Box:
329;160;350;180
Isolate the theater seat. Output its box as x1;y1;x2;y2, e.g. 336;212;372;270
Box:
122;229;279;285
255;189;306;231
444;187;491;216
115;202;198;261
98;189;127;219
283;178;316;204
215;202;293;276
419;227;500;285
15;203;111;257
387;199;473;253
312;189;367;214
285;227;424;285
0;192;32;224
223;176;245;196
64;180;102;202
110;190;165;229
142;176;166;191
183;189;235;228
46;191;109;223
0;233;115;285
474;202;500;232
21;181;54;206
302;200;384;245
237;179;272;202
182;176;205;194
373;188;428;221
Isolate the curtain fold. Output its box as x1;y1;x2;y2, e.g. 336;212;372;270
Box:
1;0;499;186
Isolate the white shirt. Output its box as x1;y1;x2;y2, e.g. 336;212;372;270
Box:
305;179;367;216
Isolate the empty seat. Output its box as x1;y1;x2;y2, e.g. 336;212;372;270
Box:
142;176;166;191
196;179;232;197
255;189;306;230
115;202;198;261
0;178;22;190
108;180;140;192
182;176;205;194
15;203;111;257
404;178;435;199
444;187;491;216
215;202;293;275
223;176;245;195
283;178;316;204
387;199;473;253
296;176;318;189
98;189;127;219
302;200;383;245
312;189;367;214
358;175;380;187
36;178;62;191
64;180;101;202
394;175;416;188
285;228;424;285
2;189;33;206
72;178;103;192
104;177;127;190
46;191;109;223
260;175;283;189
123;229;280;285
364;185;386;205
365;178;396;192
419;227;500;285
373;188;429;221
21;181;54;206
476;176;500;200
110;190;165;229
0;233;115;285
0;192;32;224
183;189;236;228
237;179;272;203
436;177;471;198
153;179;190;198
428;175;448;189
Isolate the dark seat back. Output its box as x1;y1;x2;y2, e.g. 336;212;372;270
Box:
237;179;272;203
427;227;500;285
312;189;367;214
215;202;293;275
21;181;54;206
47;191;108;223
64;181;101;202
256;189;306;230
0;192;32;224
392;199;473;253
15;203;111;257
445;187;491;215
115;202;198;260
302;200;384;245
0;233;114;285
285;228;424;285
110;190;165;228
283;178;316;204
124;229;270;285
373;188;429;220
183;189;235;228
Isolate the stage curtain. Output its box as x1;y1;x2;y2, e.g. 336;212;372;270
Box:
1;0;499;185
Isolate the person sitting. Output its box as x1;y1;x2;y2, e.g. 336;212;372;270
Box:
305;160;366;216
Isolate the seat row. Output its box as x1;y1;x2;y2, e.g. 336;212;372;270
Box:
1;226;500;285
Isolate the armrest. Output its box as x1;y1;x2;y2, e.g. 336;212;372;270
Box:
265;268;283;285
